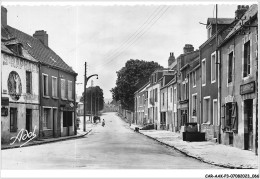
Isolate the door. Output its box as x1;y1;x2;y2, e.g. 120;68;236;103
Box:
53;108;57;137
244;99;253;150
26;109;32;132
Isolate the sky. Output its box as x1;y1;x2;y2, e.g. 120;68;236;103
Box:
4;2;242;100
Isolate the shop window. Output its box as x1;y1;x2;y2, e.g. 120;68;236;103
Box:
222;102;238;132
192;94;197;117
203;97;211;123
43;108;51;129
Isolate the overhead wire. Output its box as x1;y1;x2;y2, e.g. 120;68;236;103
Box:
92;6;171;72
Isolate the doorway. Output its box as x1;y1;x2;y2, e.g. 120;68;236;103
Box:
26;109;32;132
244;99;253;150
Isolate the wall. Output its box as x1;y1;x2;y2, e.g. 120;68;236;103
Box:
1;53;40;143
200;37;219;140
220;19;257;152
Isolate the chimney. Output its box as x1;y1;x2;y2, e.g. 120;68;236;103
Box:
168;52;175;67
235;5;249;19
33;30;48;46
183;44;194;54
1;6;7;27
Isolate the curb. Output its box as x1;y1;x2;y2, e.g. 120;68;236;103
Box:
1;129;92;150
139;130;256;169
128;125;255;169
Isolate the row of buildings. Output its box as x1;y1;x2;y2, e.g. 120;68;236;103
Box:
1;6;78;143
134;5;258;154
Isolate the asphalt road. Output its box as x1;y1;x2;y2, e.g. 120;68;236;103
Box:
1;112;221;169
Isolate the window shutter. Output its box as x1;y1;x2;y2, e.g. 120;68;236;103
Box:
221;104;226;130
231;102;238;133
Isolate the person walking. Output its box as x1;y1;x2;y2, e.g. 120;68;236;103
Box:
102;119;105;127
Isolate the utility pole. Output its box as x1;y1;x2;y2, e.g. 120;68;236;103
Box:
83;62;87;132
215;4;222;144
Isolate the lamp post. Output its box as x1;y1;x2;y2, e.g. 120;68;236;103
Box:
83;62;98;132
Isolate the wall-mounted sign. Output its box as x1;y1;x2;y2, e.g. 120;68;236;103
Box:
1;107;8;116
225;95;234;103
1;97;9;106
8;71;22;101
240;81;255;95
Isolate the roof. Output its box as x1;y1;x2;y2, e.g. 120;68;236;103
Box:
207;18;234;26
221;4;258;44
4;25;77;75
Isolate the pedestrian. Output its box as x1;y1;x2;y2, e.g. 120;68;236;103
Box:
102;119;105;127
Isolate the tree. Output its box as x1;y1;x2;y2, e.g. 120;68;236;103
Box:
111;59;163;111
80;86;104;115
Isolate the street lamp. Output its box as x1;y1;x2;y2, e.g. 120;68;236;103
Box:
83;62;98;132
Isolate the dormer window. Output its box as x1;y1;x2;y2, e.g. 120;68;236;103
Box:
207;25;212;39
6;44;23;56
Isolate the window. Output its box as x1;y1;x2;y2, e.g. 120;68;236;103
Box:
162;93;165;106
52;77;58;98
10;108;17;132
61;79;66;99
173;87;177;112
68;80;72;100
42;74;48;96
213;99;218;125
192;94;197;117
170;88;173;102
228;52;233;84
43;108;52;129
26;71;32;94
211;52;216;83
192;71;196;87
202;59;206;86
243;41;250;77
155;88;158;102
203;97;211;123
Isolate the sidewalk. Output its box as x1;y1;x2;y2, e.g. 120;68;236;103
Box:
1;122;94;150
130;124;258;169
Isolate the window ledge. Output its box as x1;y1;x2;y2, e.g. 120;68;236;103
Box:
61;98;67;101
52;96;59;100
43;128;52;131
211;80;216;84
68;98;74;102
43;95;50;99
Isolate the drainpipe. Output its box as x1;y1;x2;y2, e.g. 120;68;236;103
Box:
38;63;42;138
74;75;77;135
199;49;202;133
215;4;222;144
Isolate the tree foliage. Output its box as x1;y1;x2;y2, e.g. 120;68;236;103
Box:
111;59;163;111
80;86;104;115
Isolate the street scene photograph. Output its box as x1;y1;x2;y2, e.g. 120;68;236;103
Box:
0;1;259;178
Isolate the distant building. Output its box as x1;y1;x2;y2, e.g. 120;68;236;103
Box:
176;44;199;131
